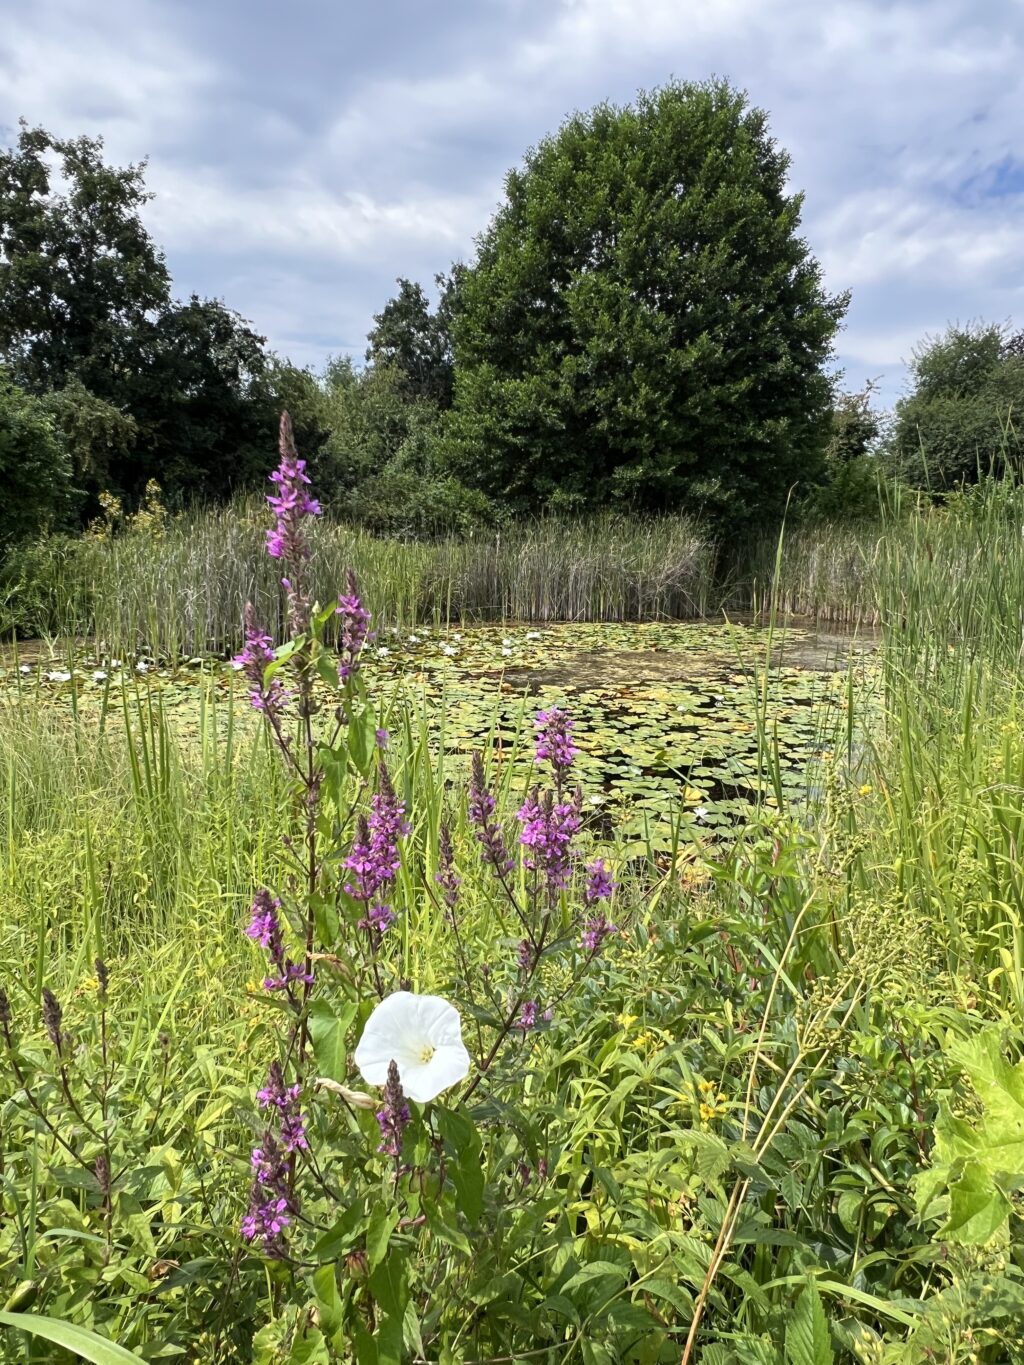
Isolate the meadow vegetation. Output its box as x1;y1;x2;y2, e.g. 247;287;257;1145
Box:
3;440;1024;1363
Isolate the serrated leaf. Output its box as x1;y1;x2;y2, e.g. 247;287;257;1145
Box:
785;1279;833;1365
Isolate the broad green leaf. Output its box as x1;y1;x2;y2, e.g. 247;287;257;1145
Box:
0;1313;146;1364
308;999;355;1083
785;1279;833;1365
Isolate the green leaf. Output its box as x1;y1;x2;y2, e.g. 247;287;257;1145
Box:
308;999;355;1083
785;1279;833;1365
945;1159;1011;1244
0;1313;147;1364
366;1206;400;1273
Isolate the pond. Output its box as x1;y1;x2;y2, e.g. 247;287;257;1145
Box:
2;619;877;850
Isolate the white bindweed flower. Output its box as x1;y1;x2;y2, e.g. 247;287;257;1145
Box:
355;991;470;1103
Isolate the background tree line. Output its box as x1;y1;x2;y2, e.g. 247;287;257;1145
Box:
3;83;1023;549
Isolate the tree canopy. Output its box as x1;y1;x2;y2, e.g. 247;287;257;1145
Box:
447;79;848;525
893;323;1024;487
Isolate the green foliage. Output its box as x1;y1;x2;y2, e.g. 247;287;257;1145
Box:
317;358;490;535
366;274;460;408
0;122;170;393
917;1031;1024;1245
0;371;73;546
893;322;1024;487
448;78;847;526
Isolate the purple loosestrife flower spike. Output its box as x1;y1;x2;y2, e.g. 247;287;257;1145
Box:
534;707;578;787
376;1059;410;1158
246;891;313;995
336;570;373;683
581;914;617;957
435;822;461;915
469;752;513;872
242;1131;293;1255
584;858;616;904
517;787;582;893
256;1062;309;1153
235;604;288;716
345;765;410;939
266;412;320;564
516;1000;538;1031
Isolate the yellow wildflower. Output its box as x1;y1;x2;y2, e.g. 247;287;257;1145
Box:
616;1012;638;1031
858;783;873;796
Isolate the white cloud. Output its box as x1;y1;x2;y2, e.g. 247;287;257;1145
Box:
3;0;1023;404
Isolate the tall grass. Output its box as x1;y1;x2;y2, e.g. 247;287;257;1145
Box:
1;504;718;658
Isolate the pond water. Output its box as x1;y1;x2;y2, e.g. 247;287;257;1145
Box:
2;619;877;849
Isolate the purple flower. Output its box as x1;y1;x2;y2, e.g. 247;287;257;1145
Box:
242;1131;293;1254
375;728;389;749
469;752;513;873
345;765;410;937
246;891;312;996
581;914;617;957
336;570;373;683
534;707;578;784
235;605;288;716
246;890;283;955
584;858;616;904
256;1063;308;1152
376;1059;411;1158
516;938;534;972
517;786;582;892
266;414;321;564
516;1000;538;1031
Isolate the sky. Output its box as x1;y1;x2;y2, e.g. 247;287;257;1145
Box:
2;0;1022;409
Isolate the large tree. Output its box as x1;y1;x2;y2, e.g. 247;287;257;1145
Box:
893;323;1024;488
0;122;170;394
366;271;461;408
447;79;848;524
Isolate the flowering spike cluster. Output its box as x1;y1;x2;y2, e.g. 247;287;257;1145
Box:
469;752;513;872
242;1062;309;1255
41;988;64;1055
584;858;616;904
375;1058;410;1158
245;890;313;996
344;765;410;937
234;604;288;716
534;707;578;786
241;1131;292;1255
336;570;374;683
257;1061;309;1153
517;786;582;893
266;413;321;563
434;822;461;916
581;914;617;956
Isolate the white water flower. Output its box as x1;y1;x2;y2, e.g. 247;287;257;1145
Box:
355;991;470;1103
44;670;72;683
376;647;391;658
693;806;710;822
92;670;107;682
18;664;32;675
526;631;542;640
501;648;512;657
136;662;150;674
441;644;457;657
407;634;420;644
501;638;511;646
